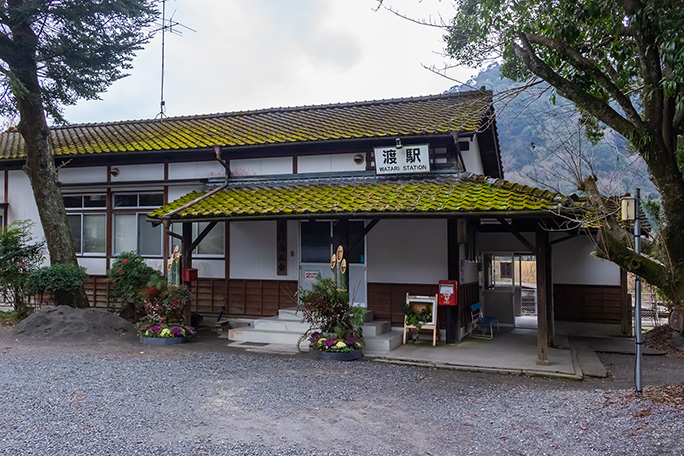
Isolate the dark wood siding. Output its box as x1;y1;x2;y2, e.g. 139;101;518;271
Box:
554;283;623;323
227;279;298;317
367;281;480;327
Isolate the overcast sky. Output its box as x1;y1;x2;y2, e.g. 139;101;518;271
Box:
62;0;479;125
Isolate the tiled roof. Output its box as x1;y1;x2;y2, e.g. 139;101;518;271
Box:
149;173;564;221
0;91;492;159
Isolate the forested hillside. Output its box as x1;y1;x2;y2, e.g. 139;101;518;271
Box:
449;63;656;198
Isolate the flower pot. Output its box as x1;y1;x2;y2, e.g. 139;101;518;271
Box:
140;336;186;345
310;350;362;361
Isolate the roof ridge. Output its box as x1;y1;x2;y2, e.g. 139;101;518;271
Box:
48;90;491;131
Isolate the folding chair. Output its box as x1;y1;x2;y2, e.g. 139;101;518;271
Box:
470;302;499;339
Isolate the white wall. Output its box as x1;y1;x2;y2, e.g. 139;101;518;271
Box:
552;235;621;285
231;157;293;176
461;137;484;175
58;166;108;184
191;259;225;279
168;161;225;180
229;220;299;280
367;219;448;284
111;164;165;182
297;153;365;173
7;171;45;258
77;257;107;275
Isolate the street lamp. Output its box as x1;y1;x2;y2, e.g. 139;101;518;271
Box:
622;189;642;395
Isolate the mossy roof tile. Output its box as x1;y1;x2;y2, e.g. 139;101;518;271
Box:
150;173;564;220
0;91;492;159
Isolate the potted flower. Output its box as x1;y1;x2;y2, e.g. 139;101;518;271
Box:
402;301;433;342
297;277;366;360
136;275;195;345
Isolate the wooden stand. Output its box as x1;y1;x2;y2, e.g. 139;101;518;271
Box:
403;293;440;347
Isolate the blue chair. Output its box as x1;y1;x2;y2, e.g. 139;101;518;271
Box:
470;303;499;339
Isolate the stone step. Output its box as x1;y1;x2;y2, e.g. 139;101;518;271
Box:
277;307;302;321
362;320;391;337
254;317;311;332
277;307;375;323
228;327;307;346
228;321;401;353
362;330;403;352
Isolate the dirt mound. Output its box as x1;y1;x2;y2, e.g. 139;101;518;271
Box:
12;306;136;341
643;325;684;358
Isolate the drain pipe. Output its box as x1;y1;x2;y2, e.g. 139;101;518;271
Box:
213;145;230;184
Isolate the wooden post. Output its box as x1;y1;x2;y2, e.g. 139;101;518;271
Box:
181;222;193;325
336;218;350;291
447;219;461;343
535;226;550;365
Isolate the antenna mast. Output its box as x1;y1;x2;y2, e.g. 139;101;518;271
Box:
155;0;196;120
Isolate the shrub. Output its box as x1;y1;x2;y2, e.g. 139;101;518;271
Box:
0;221;45;315
107;252;160;306
25;264;87;305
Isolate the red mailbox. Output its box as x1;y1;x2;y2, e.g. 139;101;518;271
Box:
182;268;198;282
438;280;458;307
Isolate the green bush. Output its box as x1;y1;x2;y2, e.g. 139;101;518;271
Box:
0;221;45;315
25;264;87;302
107;251;161;305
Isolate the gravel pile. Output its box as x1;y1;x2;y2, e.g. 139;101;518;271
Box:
0;327;683;455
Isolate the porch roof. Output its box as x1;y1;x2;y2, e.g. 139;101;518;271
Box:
149;173;566;222
0;91;492;160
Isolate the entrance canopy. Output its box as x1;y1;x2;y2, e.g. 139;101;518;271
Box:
149;173;567;223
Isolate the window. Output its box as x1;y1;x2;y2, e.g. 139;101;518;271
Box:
68;214;106;254
113;192;164;256
64;193;106;255
483;254;514;289
300;220;365;264
171;222;225;256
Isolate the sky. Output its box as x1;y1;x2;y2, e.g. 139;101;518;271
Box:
62;0;479;125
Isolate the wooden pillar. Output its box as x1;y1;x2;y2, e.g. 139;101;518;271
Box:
336;218;350;291
447;218;461;343
181;222;193;324
535;226;550;365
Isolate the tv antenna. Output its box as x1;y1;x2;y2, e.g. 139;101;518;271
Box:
155;0;196;119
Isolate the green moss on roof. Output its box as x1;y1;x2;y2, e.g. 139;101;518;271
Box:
150;174;564;220
0;92;492;159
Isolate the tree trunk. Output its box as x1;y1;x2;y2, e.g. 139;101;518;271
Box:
9;12;89;308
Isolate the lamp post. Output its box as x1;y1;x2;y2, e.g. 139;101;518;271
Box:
622;189;642;395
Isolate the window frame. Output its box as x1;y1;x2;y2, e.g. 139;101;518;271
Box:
63;193;107;257
112;192;165;257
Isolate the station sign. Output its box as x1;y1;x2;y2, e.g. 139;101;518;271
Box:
374;144;430;175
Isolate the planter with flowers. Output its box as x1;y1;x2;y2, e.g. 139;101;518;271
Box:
137;275;195;345
297;271;366;361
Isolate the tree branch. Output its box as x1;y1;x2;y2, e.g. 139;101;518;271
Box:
524;33;643;130
511;34;641;143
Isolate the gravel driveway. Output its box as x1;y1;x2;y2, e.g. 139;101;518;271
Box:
1;328;683;456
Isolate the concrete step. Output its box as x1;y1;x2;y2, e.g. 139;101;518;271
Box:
228;327;307;346
254;317;310;332
277;307;374;323
363;330;403;352
277;307;302;321
362;320;390;337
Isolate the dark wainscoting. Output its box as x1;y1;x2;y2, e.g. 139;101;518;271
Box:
367;281;480;327
554;283;624;323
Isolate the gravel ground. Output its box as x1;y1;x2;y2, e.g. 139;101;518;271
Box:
1;327;683;456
